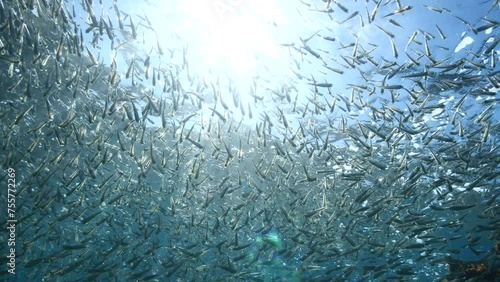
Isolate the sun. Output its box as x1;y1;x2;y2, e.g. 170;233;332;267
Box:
139;0;297;120
175;0;284;75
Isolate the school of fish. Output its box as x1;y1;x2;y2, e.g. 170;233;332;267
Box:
0;0;499;281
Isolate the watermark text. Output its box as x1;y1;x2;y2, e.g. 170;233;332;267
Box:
6;168;16;274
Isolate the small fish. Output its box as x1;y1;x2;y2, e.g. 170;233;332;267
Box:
129;16;137;39
389;36;398;58
376;24;395;38
209;107;226;122
383;6;413;18
435;25;447;40
388;19;403;28
340;11;359;24
370;0;382;22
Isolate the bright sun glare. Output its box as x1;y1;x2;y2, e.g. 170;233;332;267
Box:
177;0;284;76
143;0;294;119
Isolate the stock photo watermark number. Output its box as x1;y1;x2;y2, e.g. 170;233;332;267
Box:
6;168;16;274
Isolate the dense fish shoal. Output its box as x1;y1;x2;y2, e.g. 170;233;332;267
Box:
0;0;499;281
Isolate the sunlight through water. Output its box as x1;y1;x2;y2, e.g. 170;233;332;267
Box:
147;0;295;109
